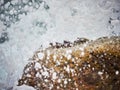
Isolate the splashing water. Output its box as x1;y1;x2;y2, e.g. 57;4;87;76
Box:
0;0;120;89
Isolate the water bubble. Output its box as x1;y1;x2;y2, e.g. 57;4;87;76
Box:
8;4;13;11
44;4;50;10
4;2;10;9
22;0;29;4
98;0;112;10
109;31;117;36
108;24;114;29
71;8;77;16
117;16;120;20
28;2;32;6
11;0;18;5
111;8;119;13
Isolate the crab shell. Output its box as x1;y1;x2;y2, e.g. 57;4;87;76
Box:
18;36;120;90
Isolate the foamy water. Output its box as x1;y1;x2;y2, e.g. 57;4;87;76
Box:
0;0;120;89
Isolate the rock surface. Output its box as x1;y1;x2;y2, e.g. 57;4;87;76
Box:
18;36;120;90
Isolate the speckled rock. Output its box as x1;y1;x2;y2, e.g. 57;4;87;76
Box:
18;36;120;90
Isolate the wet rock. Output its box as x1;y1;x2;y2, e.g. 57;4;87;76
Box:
18;36;120;90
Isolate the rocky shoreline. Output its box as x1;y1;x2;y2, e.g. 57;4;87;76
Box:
18;36;120;90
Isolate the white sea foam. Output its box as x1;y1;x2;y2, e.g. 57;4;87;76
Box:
0;0;120;89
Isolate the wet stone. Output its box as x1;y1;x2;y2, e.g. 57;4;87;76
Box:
18;36;120;90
